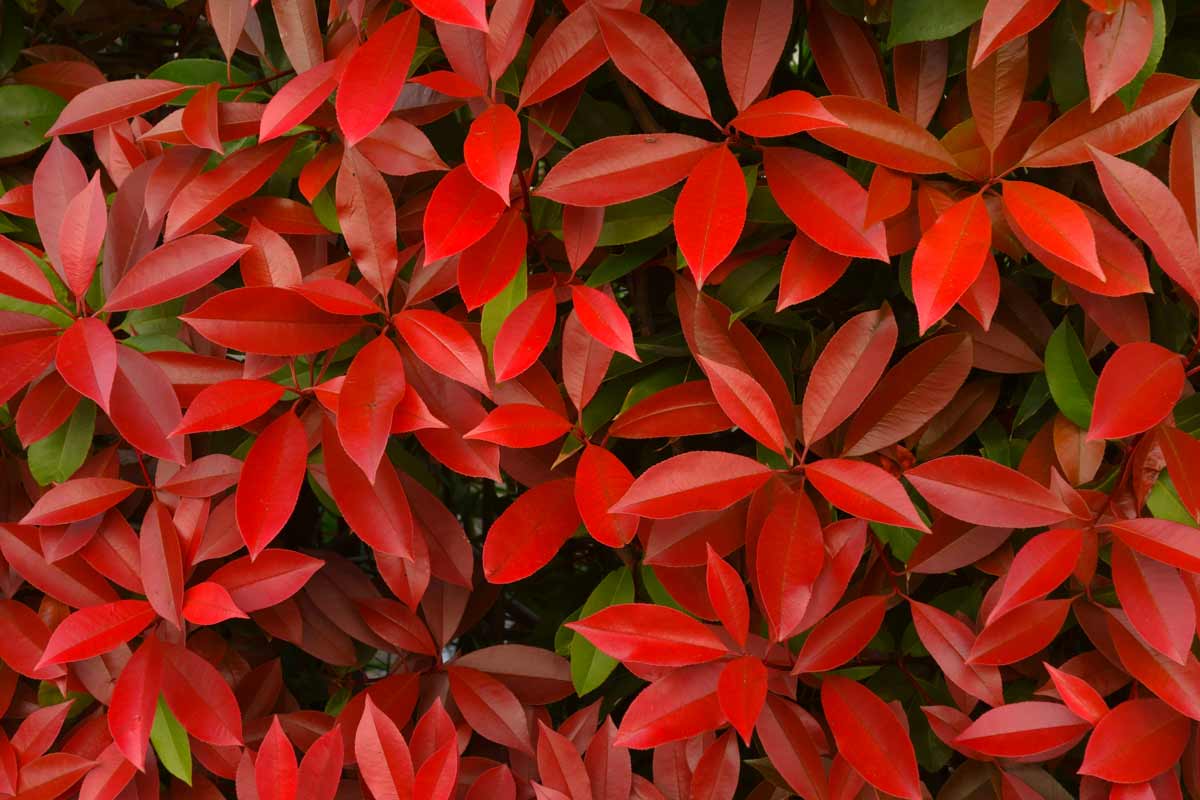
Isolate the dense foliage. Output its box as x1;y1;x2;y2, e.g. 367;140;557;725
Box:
4;0;1200;797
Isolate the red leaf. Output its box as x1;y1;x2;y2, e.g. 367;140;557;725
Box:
173;379;285;435
297;726;344;800
20;477;137;526
596;7;713;121
48;78;186;135
988;527;1083;622
13;753;93;799
575;445;638;548
55;317;116;412
0;236;56;305
1112;542;1194;664
805;458;929;531
822;676;920;800
483;478;581;583
793;595;889;674
0;600;61;680
139;500;185;628
911;599;1005;707
717;656;767;744
182;82;222;153
730;91;843;140
1170;106;1200;238
613;662;725;749
336;10;421;145
802;304;897;445
1044;662;1109;725
1002;180;1102;280
955;702;1089;757
912;193;993;333
256;717;298;800
104;234;251;311
337;336;407;482
493;289;556;382
1089;342;1185;440
209;549;324;612
1022;73;1199;167
1090;145;1200;302
842;333;973;456
894;40;948;128
518;5;607;108
536;722;591;800
182;287;364;355
570;285;638;359
164;140;294;240
763;147;887;261
236;411;308;558
675;145;747;285
458;208;527;310
58;173;105;298
975;0;1059;66
423;165;507;262
865;166;913;227
108;638;162;769
967;599;1072;665
1108;517;1200;573
1107;610;1200;720
1080;699;1189;784
1084;0;1155;111
754;695;830;800
755;486;824;641
183;581;249;625
806;0;886;104
905;455;1071;527
705;546;749;647
322;419;415;558
465;403;571;447
394;310;489;394
358;598;436;656
355;697;415;800
160;642;243;745
810;95;959;174
967;34;1028;155
260;59;344;142
412;0;487;30
535;134;714;206
336;147;400;298
721;0;793;111
609;380;732;439
567;603;727;666
447;665;534;754
610;451;771;519
38;599;154;665
358;118;448;176
464;103;520;204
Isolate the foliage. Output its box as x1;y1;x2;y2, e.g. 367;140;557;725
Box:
2;0;1200;797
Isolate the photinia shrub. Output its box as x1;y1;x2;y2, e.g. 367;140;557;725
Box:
2;0;1200;797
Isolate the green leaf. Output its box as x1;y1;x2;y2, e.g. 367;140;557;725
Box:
0;86;66;160
888;0;986;46
585;241;660;287
1117;0;1165;108
1049;3;1089;111
1045;320;1097;429
151;697;192;785
0;1;25;77
1148;475;1196;525
569;566;634;696
481;263;528;355
312;189;341;234
717;255;783;318
148;59;257;104
746;186;789;224
871;521;924;562
1015;373;1051;427
597;197;673;247
28;401;95;486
